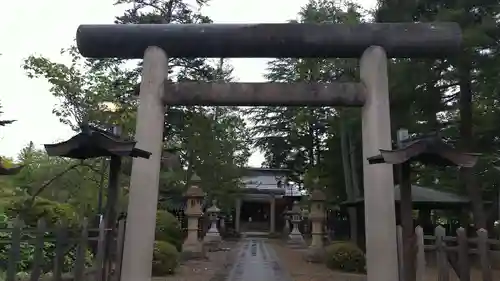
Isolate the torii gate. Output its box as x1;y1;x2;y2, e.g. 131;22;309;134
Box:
76;22;462;281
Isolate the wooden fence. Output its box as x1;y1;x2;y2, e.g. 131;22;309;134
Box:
396;225;500;281
0;217;126;281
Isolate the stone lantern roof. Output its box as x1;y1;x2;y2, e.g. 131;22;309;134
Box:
291;201;301;213
184;173;204;198
207;200;220;213
184;186;204;198
310;189;326;201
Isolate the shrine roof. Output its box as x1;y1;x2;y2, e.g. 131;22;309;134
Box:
341;185;470;207
243;167;292;177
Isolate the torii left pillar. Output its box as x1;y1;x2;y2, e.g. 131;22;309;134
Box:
121;46;167;281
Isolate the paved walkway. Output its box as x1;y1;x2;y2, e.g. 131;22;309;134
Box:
226;238;292;281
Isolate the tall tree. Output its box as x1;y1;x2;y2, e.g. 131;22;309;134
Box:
249;0;366;205
376;0;500;229
24;0;252;211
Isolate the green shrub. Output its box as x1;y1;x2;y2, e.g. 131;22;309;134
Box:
152;241;179;276
0;208;93;274
155;210;182;251
325;241;366;273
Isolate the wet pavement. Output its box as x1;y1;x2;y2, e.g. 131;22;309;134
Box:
226;238;292;281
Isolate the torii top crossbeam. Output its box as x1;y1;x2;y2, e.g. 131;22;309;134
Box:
76;23;461;59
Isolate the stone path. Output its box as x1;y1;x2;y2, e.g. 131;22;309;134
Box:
226;238;292;281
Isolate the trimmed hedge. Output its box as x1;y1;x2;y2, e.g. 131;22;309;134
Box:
155;210;183;251
152;241;179;276
324;241;366;273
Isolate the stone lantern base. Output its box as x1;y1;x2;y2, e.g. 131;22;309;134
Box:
287;225;306;249
203;226;222;251
204;201;222;251
282;221;290;239
181;240;206;260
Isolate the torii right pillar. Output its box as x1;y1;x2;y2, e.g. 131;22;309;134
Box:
360;46;399;280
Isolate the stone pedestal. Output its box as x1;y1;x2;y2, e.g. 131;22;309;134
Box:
182;176;205;258
282;211;291;239
304;188;326;263
203;200;221;251
183;216;203;253
302;209;309;234
219;216;225;233
270;196;276;233
287;201;306;248
235;198;241;233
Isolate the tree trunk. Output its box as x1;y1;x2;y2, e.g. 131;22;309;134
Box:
348;129;361;198
340;113;358;243
458;59;487;229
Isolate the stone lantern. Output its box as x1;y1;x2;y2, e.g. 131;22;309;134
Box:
305;188;326;262
219;214;226;232
287;201;306;248
281;209;291;238
301;208;310;234
203;199;221;250
301;208;309;218
182;174;204;254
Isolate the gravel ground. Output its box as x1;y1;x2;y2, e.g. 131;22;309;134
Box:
271;241;500;281
153;241;240;281
270;241;366;281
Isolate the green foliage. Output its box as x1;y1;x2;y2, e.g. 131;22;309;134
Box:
155;210;183;251
151;241;179;276
375;0;500;227
325;241;366;273
22;0;251;213
5;197;79;228
245;0;500;227
248;0;365;204
8;143;104;218
23;46;137;132
0;211;93;274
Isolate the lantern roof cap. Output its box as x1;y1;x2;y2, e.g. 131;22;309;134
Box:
190;173;201;183
207;200;220;213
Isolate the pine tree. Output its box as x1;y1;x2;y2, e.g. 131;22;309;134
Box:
375;0;500;229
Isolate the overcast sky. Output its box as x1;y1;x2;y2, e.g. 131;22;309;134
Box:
0;0;375;166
